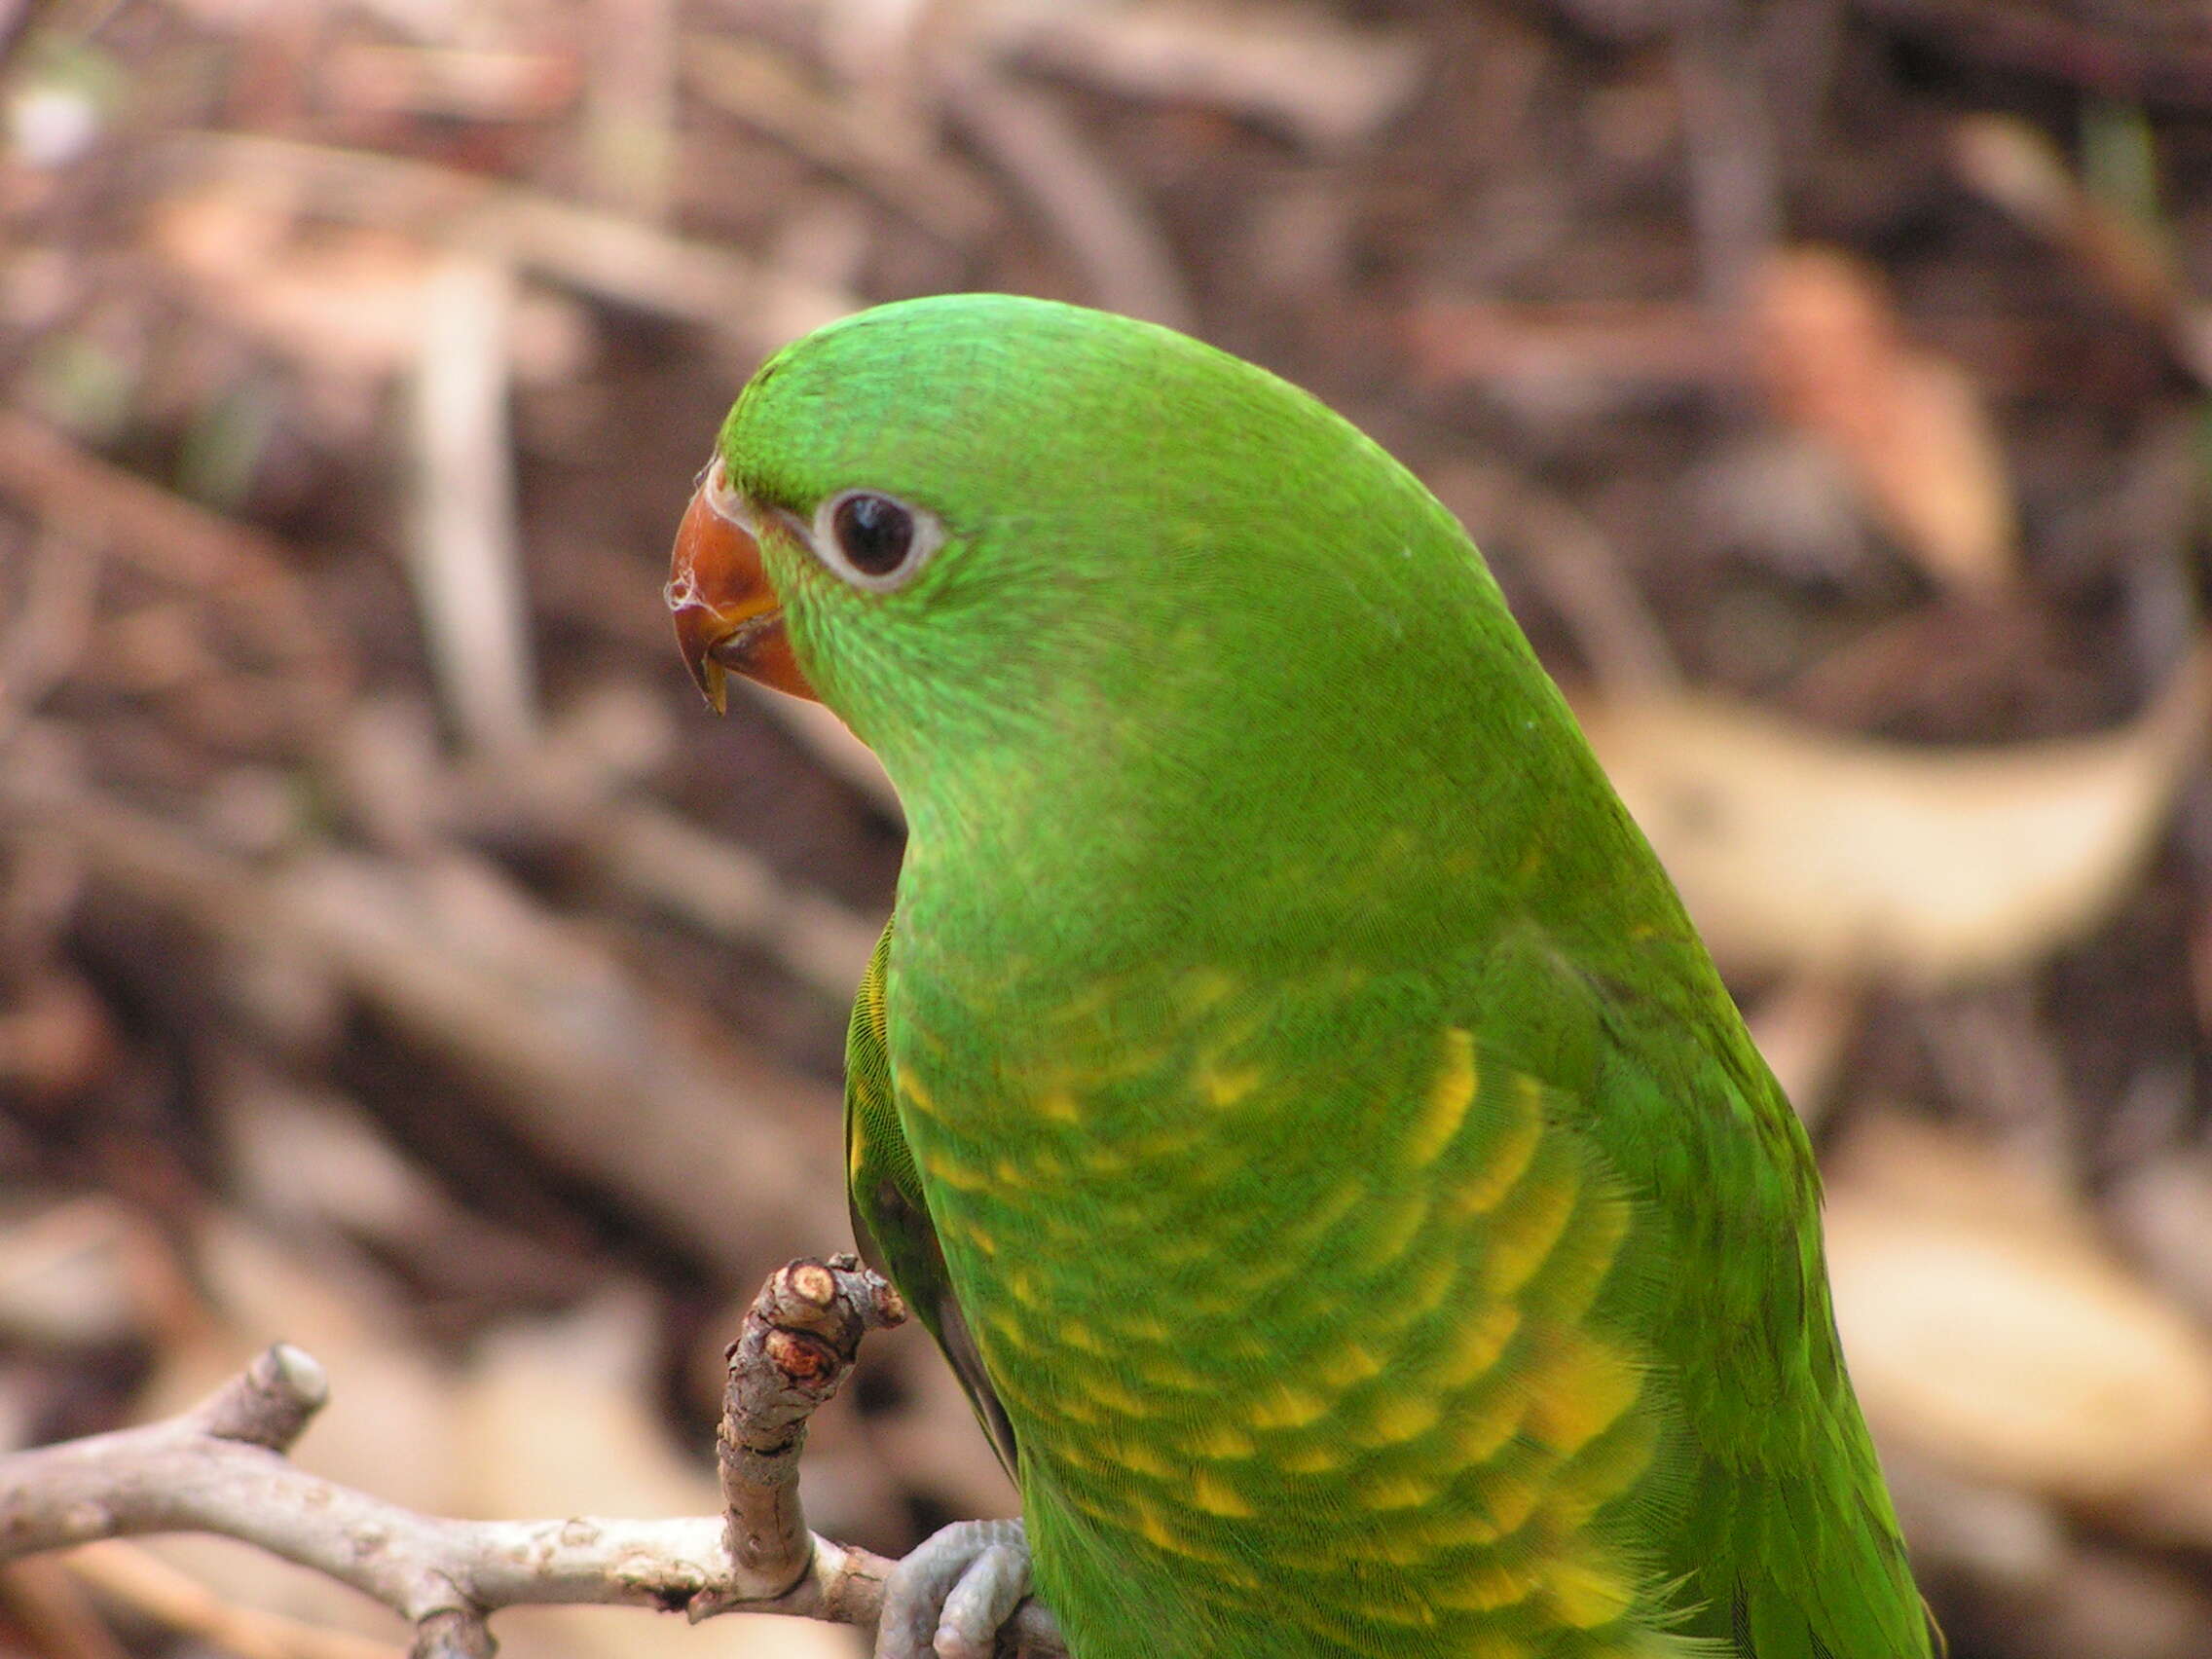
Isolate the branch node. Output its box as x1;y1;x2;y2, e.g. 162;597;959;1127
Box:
412;1608;496;1659
191;1344;329;1450
713;1257;903;1607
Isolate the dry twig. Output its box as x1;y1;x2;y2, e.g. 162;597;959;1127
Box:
0;1260;1066;1657
940;61;1194;331
0;751;845;1278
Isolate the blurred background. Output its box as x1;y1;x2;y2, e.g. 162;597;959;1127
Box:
2;1;2210;1656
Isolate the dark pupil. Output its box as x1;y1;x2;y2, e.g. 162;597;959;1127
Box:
834;494;913;576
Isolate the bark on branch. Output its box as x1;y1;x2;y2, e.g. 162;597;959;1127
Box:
0;1257;1066;1659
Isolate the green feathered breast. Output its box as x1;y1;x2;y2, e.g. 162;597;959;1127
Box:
724;294;1933;1659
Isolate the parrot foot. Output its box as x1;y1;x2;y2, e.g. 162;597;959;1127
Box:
875;1517;1032;1659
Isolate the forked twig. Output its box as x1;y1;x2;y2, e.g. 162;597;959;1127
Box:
0;1257;1066;1658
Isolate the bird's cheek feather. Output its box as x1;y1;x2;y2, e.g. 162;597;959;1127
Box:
665;462;818;707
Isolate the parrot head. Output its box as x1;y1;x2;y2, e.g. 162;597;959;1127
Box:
667;295;1525;814
670;295;1254;739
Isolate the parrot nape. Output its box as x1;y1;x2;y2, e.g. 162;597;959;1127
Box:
667;294;1933;1659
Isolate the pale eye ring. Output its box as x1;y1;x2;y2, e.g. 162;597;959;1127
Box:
811;489;943;592
698;456;756;531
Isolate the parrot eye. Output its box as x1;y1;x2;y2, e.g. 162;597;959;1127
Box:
814;490;941;592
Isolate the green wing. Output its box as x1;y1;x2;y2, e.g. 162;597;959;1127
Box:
1464;919;1933;1659
844;920;1018;1475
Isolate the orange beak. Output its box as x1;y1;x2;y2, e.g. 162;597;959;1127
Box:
666;471;816;708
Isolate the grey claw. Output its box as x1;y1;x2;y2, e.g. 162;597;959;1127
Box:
875;1518;1031;1659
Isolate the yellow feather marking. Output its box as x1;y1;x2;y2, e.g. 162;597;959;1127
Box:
1047;1439;1101;1473
1537;1188;1631;1326
1523;1328;1641;1456
1384;1246;1463;1330
894;1065;938;1118
1084;1143;1132;1176
1132;1498;1218;1560
990;1158;1028;1188
1407;1028;1479;1165
980;1308;1034;1355
1358;1390;1444;1447
1135;1351;1211;1392
846;1112;867;1172
1450;1075;1546;1217
1132;1503;1183;1556
1274;1438;1346;1475
942;1211;997;1257
1143;1229;1216;1270
1344;1527;1439;1567
1479;1466;1544;1535
1038;1088;1082;1124
1063;1483;1118;1525
1117;1311;1174;1344
988;1364;1081;1429
1362;1184;1430;1268
1047;1389;1102;1426
1247;1382;1332;1430
1433;1559;1542;1614
929;1159;993;1197
1180;1184;1361;1315
1059;1318;1103;1355
1544;1560;1637;1630
1183;967;1239;1009
1355;1462;1453;1512
1198;1056;1267;1110
1364;1592;1444;1630
1113;1437;1175;1479
1184;1420;1255;1460
1084;1373;1156;1419
1548;1409;1660;1523
1261;1177;1365;1267
1396;1502;1504;1549
1436;1300;1522;1389
1313;1341;1386;1390
1190;1470;1254;1518
1479;1160;1578;1301
1451;1379;1530;1466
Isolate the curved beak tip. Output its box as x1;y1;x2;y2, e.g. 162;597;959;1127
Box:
666;474;818;708
667;592;733;713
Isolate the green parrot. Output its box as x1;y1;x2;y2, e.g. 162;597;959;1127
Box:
667;294;1933;1659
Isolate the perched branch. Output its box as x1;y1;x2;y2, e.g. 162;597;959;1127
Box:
0;1258;1067;1659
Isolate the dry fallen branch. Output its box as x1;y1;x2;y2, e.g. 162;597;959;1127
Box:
406;250;536;756
0;746;846;1278
1579;639;2212;985
162;134;856;355
1751;246;2019;598
940;59;1194;332
1826;1120;2212;1518
0;1259;1066;1658
0;410;353;712
1006;0;1425;152
681;35;995;241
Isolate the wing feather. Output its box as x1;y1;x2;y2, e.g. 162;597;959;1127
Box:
845;921;1018;1475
